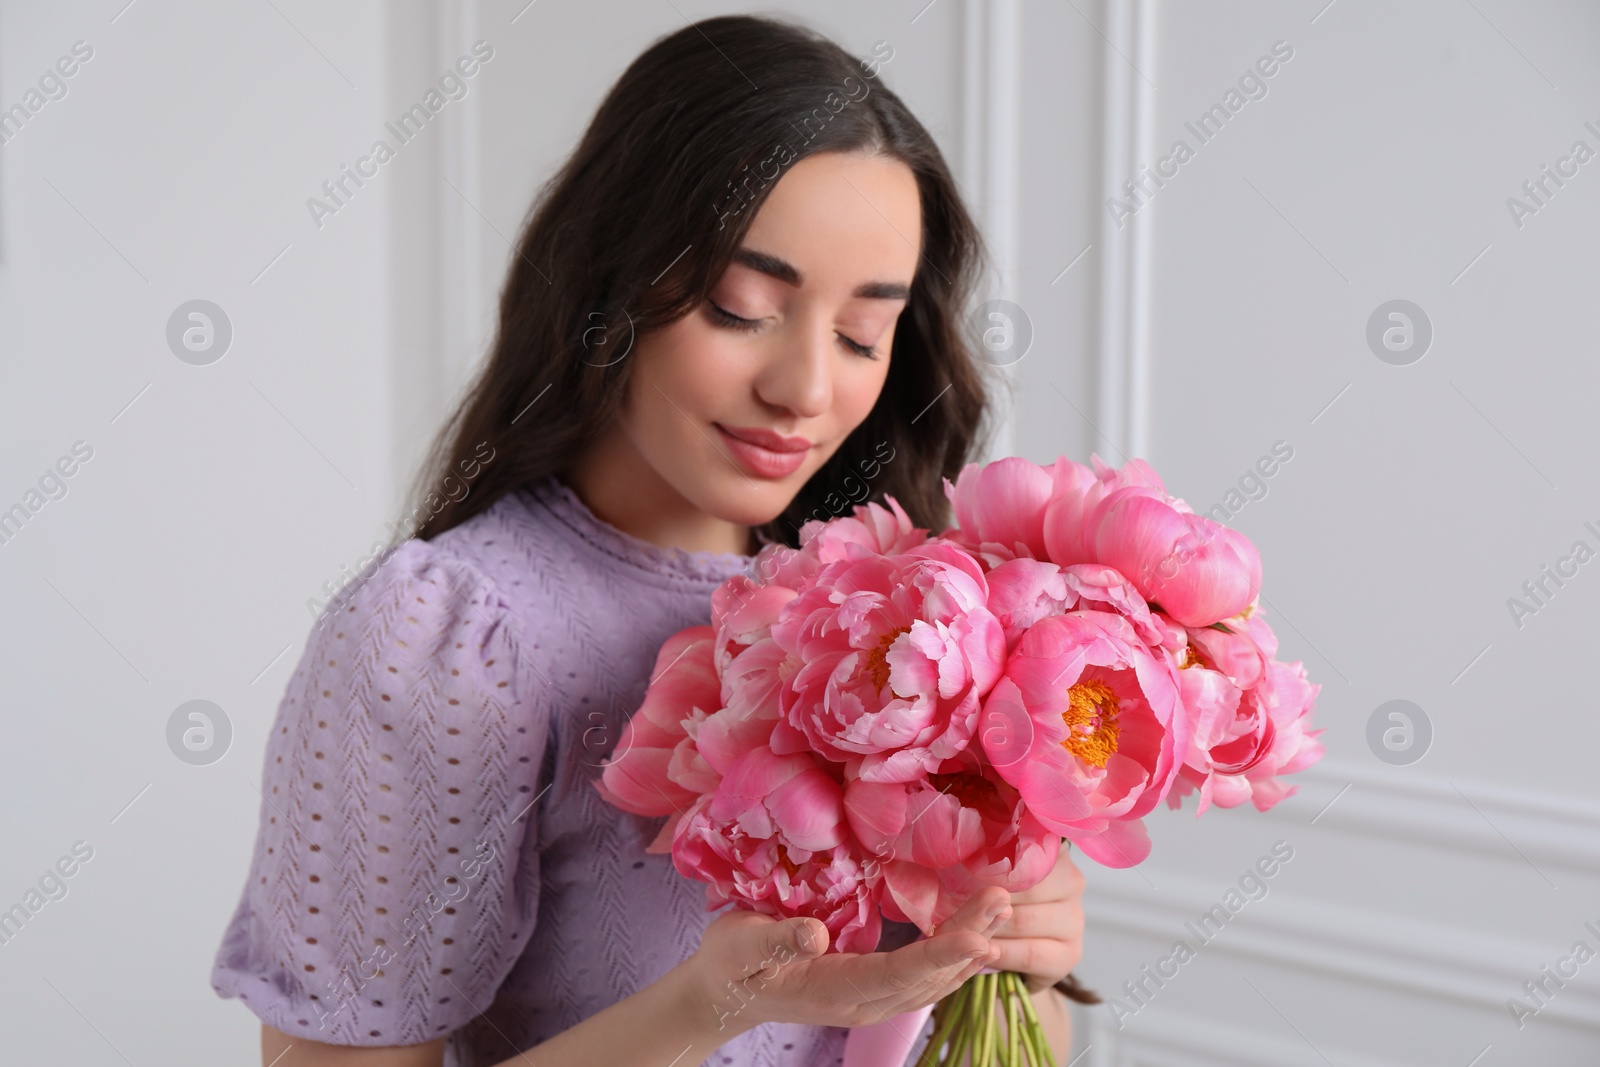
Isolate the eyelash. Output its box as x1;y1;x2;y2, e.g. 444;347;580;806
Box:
706;301;879;360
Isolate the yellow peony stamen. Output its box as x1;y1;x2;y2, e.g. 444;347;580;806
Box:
926;771;1003;816
861;626;909;696
1061;679;1121;768
775;842;806;879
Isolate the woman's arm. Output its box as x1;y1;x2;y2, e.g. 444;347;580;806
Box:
259;888;1013;1067
487;957;734;1067
259;960;720;1067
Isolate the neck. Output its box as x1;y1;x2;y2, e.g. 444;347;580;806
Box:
568;427;754;557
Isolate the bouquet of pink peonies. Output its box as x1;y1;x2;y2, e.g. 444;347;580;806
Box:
594;454;1323;1067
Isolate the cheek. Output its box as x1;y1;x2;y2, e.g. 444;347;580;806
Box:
838;354;891;428
624;324;741;444
690;343;754;412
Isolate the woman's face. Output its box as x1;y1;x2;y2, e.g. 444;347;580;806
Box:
599;150;922;542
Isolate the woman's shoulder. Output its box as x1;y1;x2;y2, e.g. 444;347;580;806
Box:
302;501;544;706
430;475;754;603
321;484;555;628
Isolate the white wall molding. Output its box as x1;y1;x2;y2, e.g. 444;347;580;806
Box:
1270;758;1600;875
1093;0;1156;463
962;0;1024;461
439;0;489;391
1084;863;1600;1032
1080;1001;1423;1067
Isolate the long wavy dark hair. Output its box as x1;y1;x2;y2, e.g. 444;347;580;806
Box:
405;13;1000;549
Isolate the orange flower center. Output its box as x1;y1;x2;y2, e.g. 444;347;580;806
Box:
775;843;805;879
1061;679;1121;768
926;770;1005;819
862;626;909;696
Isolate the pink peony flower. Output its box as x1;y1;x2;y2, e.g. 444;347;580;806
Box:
749;496;928;598
670;750;884;953
768;541;1007;783
1088;491;1261;628
1168;619;1324;814
592;450;1322;972
844;755;1060;935
983;556;1072;652
979;610;1189;868
593;626;722;817
1039;455;1167;566
949;452;1256;628
984;557;1180;656
1183;611;1275;690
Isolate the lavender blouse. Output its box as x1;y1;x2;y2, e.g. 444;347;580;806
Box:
211;475;931;1066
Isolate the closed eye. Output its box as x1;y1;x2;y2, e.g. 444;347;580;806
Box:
706;300;880;360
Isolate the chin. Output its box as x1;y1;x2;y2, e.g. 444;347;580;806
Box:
695;474;808;530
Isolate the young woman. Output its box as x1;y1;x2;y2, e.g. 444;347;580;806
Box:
211;15;1088;1067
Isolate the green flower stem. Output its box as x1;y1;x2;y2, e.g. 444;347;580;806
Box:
927;968;1069;1067
922;981;964;1066
971;972;990;1066
1008;975;1036;1067
965;973;983;1066
1004;979;1017;1067
946;978;976;1067
994;973;1010;1067
989;972;1003;1065
1014;978;1056;1067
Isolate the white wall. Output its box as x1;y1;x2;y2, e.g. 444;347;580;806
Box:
3;1;1595;1064
0;1;402;1061
1067;2;1600;1065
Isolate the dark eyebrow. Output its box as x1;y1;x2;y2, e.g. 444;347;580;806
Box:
732;246;911;301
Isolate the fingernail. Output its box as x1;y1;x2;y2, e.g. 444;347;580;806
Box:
964;946;989;960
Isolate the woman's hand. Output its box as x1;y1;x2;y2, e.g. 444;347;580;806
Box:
981;843;1087;994
679;884;1014;1038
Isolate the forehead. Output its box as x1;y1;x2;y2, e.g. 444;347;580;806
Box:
736;151;922;294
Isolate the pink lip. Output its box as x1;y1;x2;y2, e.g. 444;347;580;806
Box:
715;423;812;478
717;424;813;452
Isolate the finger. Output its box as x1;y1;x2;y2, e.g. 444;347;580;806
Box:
777;916;829;962
934;885;1013;937
874;936;1001;1016
715;910;828;976
935;947;1001;996
987;935;1075;984
987;898;1079;940
836;917;997;1003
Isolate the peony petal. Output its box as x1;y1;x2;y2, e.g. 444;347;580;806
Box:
1070;816;1151;868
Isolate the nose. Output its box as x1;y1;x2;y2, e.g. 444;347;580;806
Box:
754;314;833;420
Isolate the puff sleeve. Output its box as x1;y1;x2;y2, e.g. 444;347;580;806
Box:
211;538;548;1046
